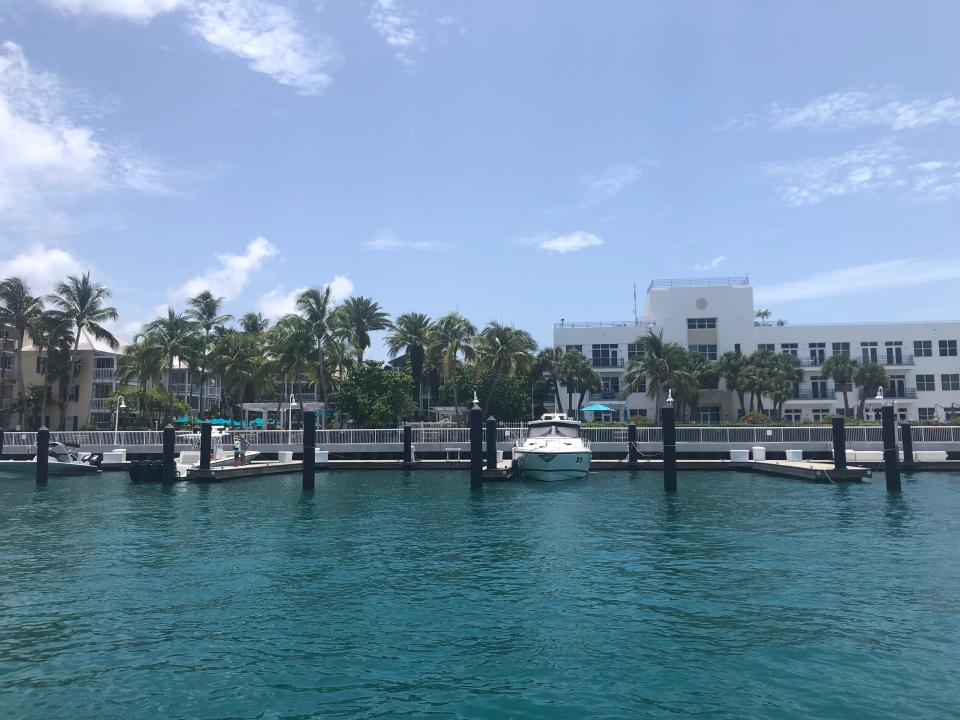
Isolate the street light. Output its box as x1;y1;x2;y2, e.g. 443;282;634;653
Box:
288;393;297;445
114;395;127;445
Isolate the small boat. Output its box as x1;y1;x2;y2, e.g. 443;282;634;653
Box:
0;442;102;478
174;448;262;477
513;413;591;481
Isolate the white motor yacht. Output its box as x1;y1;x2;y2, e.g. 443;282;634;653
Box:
0;442;101;478
513;413;591;481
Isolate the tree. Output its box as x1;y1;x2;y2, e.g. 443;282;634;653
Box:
335;296;391;361
385;312;434;417
186;290;233;417
431;312;476;423
296;287;335;428
116;338;163;420
622;329;685;421
140;308;200;422
11;384;47;429
0;276;45;428
46;272;118;426
822;354;859;417
754;309;772;324
535;347;566;415
209;330;268;420
473;322;537;413
440;366;532;421
336;361;414;427
768;353;803;417
854;362;889;419
239;311;269;335
717;350;748;415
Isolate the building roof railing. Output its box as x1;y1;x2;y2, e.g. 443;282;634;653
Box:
647;276;750;292
554;320;657;329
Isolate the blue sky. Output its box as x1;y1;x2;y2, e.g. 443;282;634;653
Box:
1;1;959;357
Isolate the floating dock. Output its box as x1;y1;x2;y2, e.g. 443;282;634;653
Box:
592;458;870;482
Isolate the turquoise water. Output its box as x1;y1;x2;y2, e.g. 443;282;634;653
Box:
2;471;959;719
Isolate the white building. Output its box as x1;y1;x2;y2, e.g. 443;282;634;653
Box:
553;277;960;424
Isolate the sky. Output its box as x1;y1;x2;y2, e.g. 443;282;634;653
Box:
1;0;959;358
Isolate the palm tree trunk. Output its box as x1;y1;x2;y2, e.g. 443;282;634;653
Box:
841;388;850;417
16;328;26;428
167;352;175;422
199;329;209;418
317;339;328;430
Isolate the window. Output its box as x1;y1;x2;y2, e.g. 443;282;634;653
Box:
0;354;11;369
885;341;903;364
628;408;647;419
564;344;582;354
757;343;775;352
631;378;646;393
832;342;850;357
627;343;644;360
861;342;878;363
812;408;831;423
686;317;717;329
36;355;47;375
95;357;115;369
693;406;721;424
942;374;960;391
947;408;960;422
918;408;937;422
591;344;619;367
809;342;826;364
783;409;802;423
734;343;741;354
914;340;932;357
917;374;935;391
810;376;830;399
92;383;112;399
601;376;620;397
688;344;717;360
939;340;958;356
781;343;798;357
67;385;80;402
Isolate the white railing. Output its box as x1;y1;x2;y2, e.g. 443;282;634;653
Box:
93;368;115;380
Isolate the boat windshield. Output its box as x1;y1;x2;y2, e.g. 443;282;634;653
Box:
527;424;580;439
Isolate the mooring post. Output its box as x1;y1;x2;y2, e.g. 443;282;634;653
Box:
0;425;5;459
470;395;483;488
486;417;498;471
901;422;915;469
199;420;212;471
403;424;413;464
628;423;639;464
662;403;677;492
36;425;49;486
832;415;846;470
162;423;176;483
303;410;316;490
881;404;902;492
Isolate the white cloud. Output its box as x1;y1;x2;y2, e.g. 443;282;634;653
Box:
726;90;960;133
42;0;183;21
172;236;278;301
533;231;604;254
0;42;167;231
755;258;960;304
0;245;82;293
694;255;727;272
364;230;443;251
369;0;421;65
579;163;644;203
257;274;353;318
189;0;334;94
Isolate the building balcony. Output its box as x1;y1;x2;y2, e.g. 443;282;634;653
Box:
855;388;918;400
90;398;110;410
589;390;624;401
0;367;15;380
92;368;116;380
788;387;836;400
0;338;17;351
592;358;625;369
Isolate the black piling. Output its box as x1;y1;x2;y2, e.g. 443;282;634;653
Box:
0;425;4;459
832;415;846;470
901;422;915;469
403;424;413;464
199;420;212;471
162;423;176;483
628;423;639;464
303;410;316;490
486;416;498;471
470;400;483;488
36;425;49;486
662;406;677;492
881;404;902;492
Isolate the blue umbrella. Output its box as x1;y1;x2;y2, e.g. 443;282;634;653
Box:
580;403;613;412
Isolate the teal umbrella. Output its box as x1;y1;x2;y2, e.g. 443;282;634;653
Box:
580;403;612;412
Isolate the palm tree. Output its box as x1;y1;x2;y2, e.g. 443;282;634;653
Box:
385;312;434;417
46;272;118;424
571;356;602;418
296;287;335;429
239;311;269;335
473;322;537;412
141;308;200;422
336;296;391;361
717;350;748;416
432;312;477;422
186;290;233;417
0;277;45;428
116;338;163;421
209;330;267;421
854;362;889;420
822;354;859;418
535;347;566;415
769;353;803;418
622;329;684;421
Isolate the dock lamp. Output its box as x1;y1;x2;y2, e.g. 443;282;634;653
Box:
288;394;297;443
666;389;674;407
114;395;126;445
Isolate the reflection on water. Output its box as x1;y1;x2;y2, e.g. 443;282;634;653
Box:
1;470;959;719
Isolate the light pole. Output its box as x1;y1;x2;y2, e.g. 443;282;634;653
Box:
114;395;126;445
288;393;297;446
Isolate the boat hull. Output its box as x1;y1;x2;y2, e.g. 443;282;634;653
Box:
514;449;591;481
0;461;100;478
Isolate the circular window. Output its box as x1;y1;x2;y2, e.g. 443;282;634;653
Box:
695;298;708;310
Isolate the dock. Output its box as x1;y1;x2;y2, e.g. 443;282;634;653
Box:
182;458;518;482
593;458;871;482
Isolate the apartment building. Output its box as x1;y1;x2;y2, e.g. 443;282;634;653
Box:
553;277;960;423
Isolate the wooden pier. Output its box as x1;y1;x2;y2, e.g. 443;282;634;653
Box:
593;458;870;482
